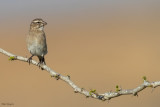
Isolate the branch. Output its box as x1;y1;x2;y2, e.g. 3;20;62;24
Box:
0;48;160;101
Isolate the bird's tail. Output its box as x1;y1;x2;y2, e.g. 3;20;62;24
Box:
38;56;46;65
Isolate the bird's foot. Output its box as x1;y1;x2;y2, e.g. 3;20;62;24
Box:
27;55;34;65
37;62;45;70
27;57;32;65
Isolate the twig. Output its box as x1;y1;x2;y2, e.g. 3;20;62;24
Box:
0;48;160;101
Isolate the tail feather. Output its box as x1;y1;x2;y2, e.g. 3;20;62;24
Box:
38;56;46;65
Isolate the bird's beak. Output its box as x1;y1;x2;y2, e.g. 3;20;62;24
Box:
43;22;47;26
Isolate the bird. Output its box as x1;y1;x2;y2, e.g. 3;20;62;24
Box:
26;18;48;68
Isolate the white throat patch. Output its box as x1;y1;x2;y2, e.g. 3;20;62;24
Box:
39;26;44;30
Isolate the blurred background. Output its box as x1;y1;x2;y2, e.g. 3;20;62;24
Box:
0;0;160;107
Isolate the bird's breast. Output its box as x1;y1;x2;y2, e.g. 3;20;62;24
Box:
27;31;47;56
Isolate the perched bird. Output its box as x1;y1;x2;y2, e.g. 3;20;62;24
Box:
26;18;48;67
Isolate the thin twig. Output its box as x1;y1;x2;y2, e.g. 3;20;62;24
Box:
0;48;160;101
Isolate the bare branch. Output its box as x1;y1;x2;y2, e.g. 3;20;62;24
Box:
0;48;160;101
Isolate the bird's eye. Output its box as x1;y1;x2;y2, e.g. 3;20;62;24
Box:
37;22;40;24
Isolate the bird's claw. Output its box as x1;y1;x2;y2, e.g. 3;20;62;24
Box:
27;57;32;65
37;62;44;70
27;55;34;65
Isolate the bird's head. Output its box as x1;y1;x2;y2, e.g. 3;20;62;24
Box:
30;18;47;30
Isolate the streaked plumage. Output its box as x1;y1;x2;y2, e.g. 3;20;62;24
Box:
26;18;48;67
